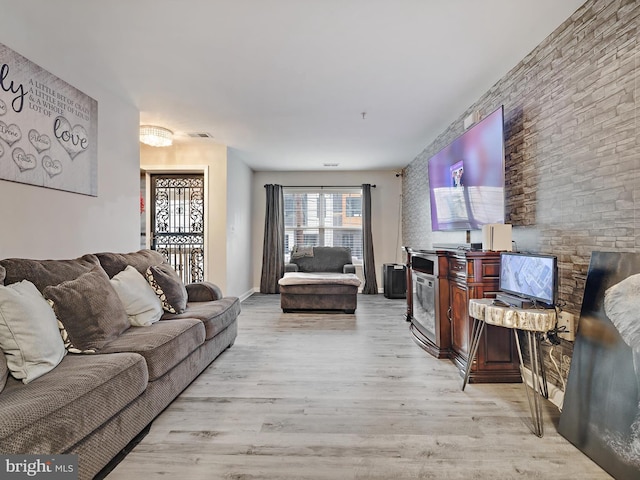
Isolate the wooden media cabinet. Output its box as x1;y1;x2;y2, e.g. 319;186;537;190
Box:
404;247;521;384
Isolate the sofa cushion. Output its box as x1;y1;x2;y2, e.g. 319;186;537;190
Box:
0;352;148;455
290;246;353;273
95;250;167;278
161;297;241;340
0;254;100;293
145;264;188;314
100;318;204;381
279;272;362;287
44;266;130;353
111;266;163;327
0;280;66;383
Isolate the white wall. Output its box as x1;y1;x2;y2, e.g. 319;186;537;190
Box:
0;20;140;259
227;150;254;300
140;141;230;292
141;143;255;299
251;170;404;291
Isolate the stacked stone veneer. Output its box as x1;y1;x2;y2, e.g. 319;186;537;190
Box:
403;0;639;388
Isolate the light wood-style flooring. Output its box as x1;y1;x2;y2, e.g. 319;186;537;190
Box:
106;293;611;479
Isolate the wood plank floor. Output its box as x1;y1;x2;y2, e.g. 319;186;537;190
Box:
106;294;611;479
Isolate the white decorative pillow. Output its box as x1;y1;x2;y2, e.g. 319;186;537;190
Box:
0;280;66;383
110;265;163;326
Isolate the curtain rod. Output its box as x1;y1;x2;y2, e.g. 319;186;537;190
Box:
264;185;376;188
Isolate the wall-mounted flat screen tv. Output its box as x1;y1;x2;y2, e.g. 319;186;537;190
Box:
499;252;558;307
428;106;505;231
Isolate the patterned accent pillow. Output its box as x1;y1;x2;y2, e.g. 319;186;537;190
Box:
145;264;188;314
44;266;130;353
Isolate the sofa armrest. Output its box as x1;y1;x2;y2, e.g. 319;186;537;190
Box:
343;264;356;274
186;282;223;302
284;263;299;273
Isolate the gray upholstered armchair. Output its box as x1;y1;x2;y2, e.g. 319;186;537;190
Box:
279;246;361;313
285;246;356;274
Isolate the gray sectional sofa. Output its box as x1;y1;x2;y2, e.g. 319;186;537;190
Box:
0;250;240;480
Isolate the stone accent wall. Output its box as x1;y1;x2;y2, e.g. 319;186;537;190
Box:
403;0;639;389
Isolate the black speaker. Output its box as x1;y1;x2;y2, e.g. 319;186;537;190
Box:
383;263;407;299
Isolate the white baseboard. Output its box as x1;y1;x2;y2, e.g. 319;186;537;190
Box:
521;366;565;411
239;288;257;302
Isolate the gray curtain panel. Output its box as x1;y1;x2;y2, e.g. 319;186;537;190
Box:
362;184;378;294
260;184;285;293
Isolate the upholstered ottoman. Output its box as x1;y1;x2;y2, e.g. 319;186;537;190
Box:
278;272;361;313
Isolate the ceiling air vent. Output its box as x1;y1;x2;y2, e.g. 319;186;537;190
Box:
186;132;214;138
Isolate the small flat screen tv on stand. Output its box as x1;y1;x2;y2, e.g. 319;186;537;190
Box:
497;252;558;308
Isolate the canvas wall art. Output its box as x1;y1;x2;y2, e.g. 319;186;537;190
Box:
0;42;97;196
559;251;640;479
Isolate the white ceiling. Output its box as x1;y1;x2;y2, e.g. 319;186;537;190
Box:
4;0;585;171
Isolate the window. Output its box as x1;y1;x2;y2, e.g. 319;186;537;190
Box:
283;187;363;263
345;196;361;217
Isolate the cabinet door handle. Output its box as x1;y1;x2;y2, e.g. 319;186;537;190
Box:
447;306;452;321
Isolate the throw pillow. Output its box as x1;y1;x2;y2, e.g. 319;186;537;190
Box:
43;266;130;353
0;280;66;383
110;266;163;326
145;264;188;314
0;265;5;285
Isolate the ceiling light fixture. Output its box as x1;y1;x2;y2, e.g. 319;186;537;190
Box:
139;125;173;147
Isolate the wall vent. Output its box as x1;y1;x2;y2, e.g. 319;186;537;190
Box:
186;132;214;138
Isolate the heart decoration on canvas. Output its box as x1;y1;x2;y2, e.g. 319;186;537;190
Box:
42;155;63;178
53;116;88;159
0;143;4;158
0;99;6;116
28;129;51;153
12;147;36;172
0;121;22;146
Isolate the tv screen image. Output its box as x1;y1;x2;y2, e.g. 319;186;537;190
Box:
499;252;558;306
428;106;505;231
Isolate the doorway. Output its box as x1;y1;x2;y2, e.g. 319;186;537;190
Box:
148;173;205;284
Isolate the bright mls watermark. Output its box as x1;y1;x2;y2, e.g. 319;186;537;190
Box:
1;455;78;479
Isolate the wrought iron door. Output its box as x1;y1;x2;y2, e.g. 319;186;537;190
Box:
150;174;205;284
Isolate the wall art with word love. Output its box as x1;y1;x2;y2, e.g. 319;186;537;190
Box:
0;42;98;196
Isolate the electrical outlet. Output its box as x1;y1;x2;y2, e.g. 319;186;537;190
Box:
557;311;576;341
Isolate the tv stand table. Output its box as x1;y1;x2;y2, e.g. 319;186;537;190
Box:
465;299;557;437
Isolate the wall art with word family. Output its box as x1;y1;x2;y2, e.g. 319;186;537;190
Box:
0;42;97;196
